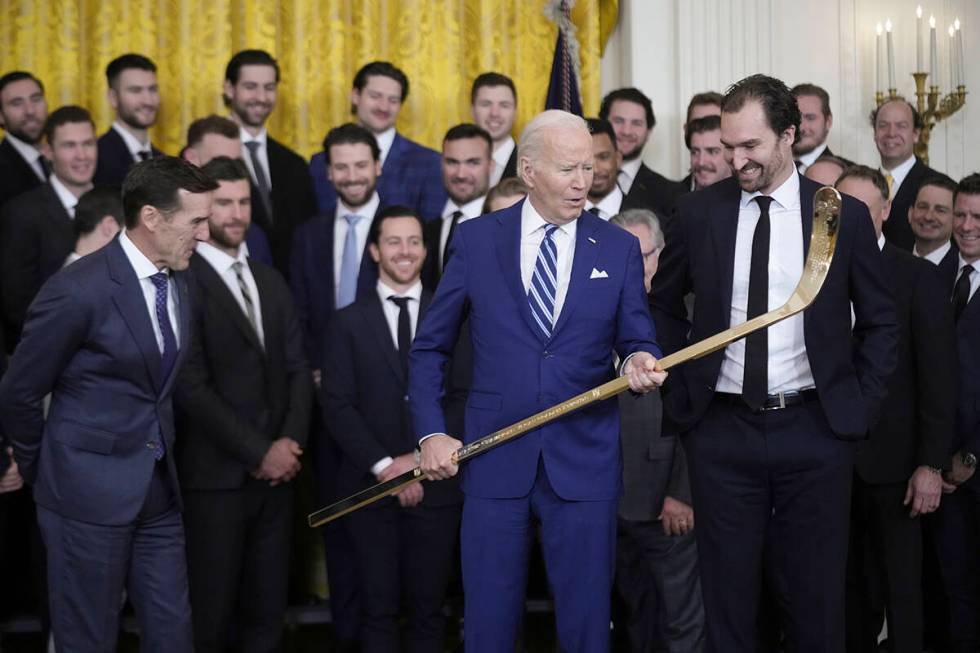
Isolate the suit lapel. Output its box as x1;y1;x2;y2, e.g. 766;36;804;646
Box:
494;201;545;342
363;295;404;382
106;239;163;389
192;254;264;354
711;179;742;316
551;213;600;338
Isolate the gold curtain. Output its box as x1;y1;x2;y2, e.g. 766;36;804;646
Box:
0;0;617;159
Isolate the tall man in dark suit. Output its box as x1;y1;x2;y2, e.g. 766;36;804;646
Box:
93;54;163;187
610;208;705;653
599;87;684;217
224;49;316;275
415;110;667;652
835;167;955;653
1;105;96;350
471;72;518;186
309;62;444;218
650;75;898;652
932;173;980;652
0;71;48;207
175;156;312;652
908;174;958;266
873;98;941;251
323;206;461;652
791;83;846;173
421;123;492;291
0;156;216;651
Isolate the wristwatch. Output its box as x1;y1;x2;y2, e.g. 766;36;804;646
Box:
961;451;977;469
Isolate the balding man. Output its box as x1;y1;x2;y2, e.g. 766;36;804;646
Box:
412;110;666;652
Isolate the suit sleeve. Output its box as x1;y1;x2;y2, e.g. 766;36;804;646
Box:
614;236;663;361
409;225;470;441
648;204;692;356
848;202;900;428
174;294;271;469
320;313;391;473
277;277;314;447
909;263;956;467
0;273;88;483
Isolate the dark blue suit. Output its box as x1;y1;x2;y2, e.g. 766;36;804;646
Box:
309;132;445;219
410;201;661;651
0;237;193;650
650;175;898;652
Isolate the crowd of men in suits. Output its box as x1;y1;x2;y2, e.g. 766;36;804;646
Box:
0;46;977;653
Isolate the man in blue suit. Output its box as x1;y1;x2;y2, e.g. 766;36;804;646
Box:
412;110;667;652
0;156;216;651
308;61;445;219
650;75;898;652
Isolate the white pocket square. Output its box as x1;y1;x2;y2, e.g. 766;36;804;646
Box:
590;268;609;279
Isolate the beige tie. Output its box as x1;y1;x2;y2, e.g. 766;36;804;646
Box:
884;172;894;197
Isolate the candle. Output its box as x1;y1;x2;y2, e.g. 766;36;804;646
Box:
916;6;924;72
886;19;896;89
876;22;884;92
949;26;957;87
955;18;964;87
930;15;938;83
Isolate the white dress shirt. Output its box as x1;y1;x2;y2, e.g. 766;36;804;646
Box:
913;240;951;266
111;121;152;162
375;127;397;166
617;157;643;196
438;195;486;270
490;136;516;186
520;198;577;321
585;185;624;221
370;279;423;475
196;241;265;347
5;133;46;181
795;142;828;173
881;155;916;199
333;192;380;303
240;126;271;188
716;171;815;394
119;230;180;350
49;175;85;218
957;254;980;303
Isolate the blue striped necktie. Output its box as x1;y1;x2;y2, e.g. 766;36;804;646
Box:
528;224;559;338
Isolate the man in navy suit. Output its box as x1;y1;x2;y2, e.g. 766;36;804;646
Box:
413;110;667;652
308;61;444;219
0;156;216;651
650;75;898;652
93;54;163;188
0;71;48;207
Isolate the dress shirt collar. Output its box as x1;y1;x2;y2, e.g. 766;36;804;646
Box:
442;195;486;221
739;169;800;211
112;121;151;159
877;233;886;251
493;136;516;169
336;191;380;222
619;157;643;184
522;196;578;242
196;240;247;272
959;253;980;272
49;174;85;216
239;125;267;147
374;127;397;165
796;142;827;169
585;185;624;220
881;155;916;196
5;132;44;168
376;279;423;304
120;230;169;276
914;240;951;265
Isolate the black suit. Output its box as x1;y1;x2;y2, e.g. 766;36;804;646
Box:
175;251;312;652
93;127;163;188
0;137;44;207
421;217;444;291
650;174;898;651
846;243;956;653
0;181;74;349
500;146;518;182
621;162;686;218
248;136;317;277
322;290;461;653
884;158;941;251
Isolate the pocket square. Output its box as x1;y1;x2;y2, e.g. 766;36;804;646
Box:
590;268;609;279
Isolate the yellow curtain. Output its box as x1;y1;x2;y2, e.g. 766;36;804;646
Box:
0;0;617;159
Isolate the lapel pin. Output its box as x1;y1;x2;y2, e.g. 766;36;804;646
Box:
588;237;596;244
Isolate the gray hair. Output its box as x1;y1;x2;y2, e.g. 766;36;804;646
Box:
610;208;665;249
517;110;589;168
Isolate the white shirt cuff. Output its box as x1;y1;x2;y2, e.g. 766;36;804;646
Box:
619;352;640;376
370;456;394;476
418;433;446;446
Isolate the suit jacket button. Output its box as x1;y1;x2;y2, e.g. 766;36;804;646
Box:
403;395;410;402
146;442;157;449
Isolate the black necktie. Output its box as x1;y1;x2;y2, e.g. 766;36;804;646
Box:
137;150;151;161
587;206;601;217
953;264;975;322
743;196;773;410
442;210;464;270
794;159;803;171
389;296;412;377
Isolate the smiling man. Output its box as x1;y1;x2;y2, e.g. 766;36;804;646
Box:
584;117;624;220
791;83;841;173
471;72;519;186
0;156;216;652
907;174;958;266
0;71;49;206
93;54;163;187
650;74;898;652
685;114;731;192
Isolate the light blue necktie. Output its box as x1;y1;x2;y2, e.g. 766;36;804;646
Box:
528;224;559;338
337;214;363;308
